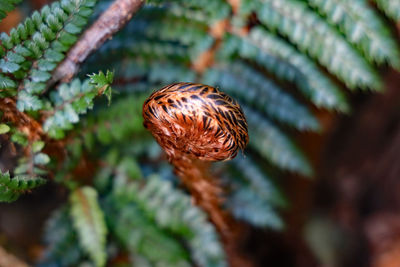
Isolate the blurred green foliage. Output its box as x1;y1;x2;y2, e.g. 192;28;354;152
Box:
0;0;399;266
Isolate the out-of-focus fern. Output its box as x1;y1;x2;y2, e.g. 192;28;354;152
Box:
308;0;400;69
108;202;191;267
126;176;226;267
1;0;400;266
219;30;349;111
147;0;230;21
226;156;286;229
244;106;313;176
0;170;46;202
70;186;108;267
105;157;226;267
374;0;400;21
204;62;320;131
39;207;84;267
76;94;148;147
244;0;382;90
0;0;22;22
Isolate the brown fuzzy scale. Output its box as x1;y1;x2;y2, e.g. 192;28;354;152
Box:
143;82;248;161
143;83;251;267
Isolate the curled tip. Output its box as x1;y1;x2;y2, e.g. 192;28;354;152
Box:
143;82;249;161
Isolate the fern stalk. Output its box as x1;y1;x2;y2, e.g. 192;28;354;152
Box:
170;152;251;267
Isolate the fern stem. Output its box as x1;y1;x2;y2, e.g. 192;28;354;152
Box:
52;0;145;84
170;151;253;267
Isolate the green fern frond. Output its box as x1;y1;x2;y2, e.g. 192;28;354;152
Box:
70;186;108;267
110;59;195;85
41;206;83;267
123;18;213;60
102;163;192;266
107;202;191;267
166;4;214;24
227;156;285;229
0;0;97;108
130;175;226;267
0;170;46;203
374;0;400;21
129;17;210;45
138;5;209;25
243;106;313;176
308;0;400;69
0;0;22;22
101;39;190;65
109;166;226;267
43;72;113;139
0;0;21;21
78;94;147;147
146;0;231;21
204;62;320;131
221;30;349;112
147;62;197;84
230;156;287;208
229;187;284;230
243;0;382;90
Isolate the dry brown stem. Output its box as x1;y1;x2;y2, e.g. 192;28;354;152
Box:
51;0;145;84
172;152;253;267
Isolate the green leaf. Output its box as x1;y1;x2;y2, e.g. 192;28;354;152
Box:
0;59;20;73
89;70;114;104
70;186;108;267
0;74;16;90
34;153;50;165
32;140;45;153
0;124;10;134
0;171;46;203
16;91;43;111
11;131;28;146
44;75;113;138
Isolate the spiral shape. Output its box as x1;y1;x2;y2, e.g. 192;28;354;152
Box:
143;82;249;161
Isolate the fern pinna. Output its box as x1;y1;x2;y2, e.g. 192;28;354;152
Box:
0;0;399;266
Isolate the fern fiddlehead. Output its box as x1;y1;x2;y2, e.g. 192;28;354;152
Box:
143;82;251;266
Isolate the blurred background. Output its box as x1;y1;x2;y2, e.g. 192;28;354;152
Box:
0;1;400;266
